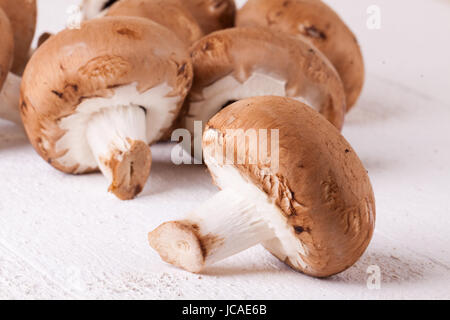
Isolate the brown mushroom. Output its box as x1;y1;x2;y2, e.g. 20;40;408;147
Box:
20;17;193;200
0;6;21;124
236;0;365;110
106;0;204;45
81;0;236;34
0;0;37;75
149;96;375;277
182;27;346;159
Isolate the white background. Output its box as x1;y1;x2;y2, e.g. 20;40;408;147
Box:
0;0;449;299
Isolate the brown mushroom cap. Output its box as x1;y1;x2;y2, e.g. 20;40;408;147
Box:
82;0;235;35
0;7;13;92
106;0;204;45
185;27;346;132
20;17;193;198
237;0;365;110
0;0;37;75
179;0;236;34
204;96;375;277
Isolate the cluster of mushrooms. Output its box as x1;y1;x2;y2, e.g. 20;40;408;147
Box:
0;0;375;278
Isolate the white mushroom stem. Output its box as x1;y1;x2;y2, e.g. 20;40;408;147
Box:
148;188;275;273
86;105;152;200
185;72;318;160
0;73;22;124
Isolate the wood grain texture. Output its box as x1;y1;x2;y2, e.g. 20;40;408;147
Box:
0;0;449;299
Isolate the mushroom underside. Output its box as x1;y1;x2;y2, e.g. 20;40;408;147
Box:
55;82;179;172
185;71;320;158
52;82;180;199
101;0;117;10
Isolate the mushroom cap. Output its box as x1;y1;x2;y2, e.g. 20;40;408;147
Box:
82;0;235;35
0;7;13;92
106;0;204;45
179;0;236;34
203;96;375;277
186;27;346;130
0;0;37;75
20;16;193;174
237;0;365;110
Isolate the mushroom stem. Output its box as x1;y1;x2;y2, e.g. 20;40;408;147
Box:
148;189;274;273
0;72;22;124
86;105;152;200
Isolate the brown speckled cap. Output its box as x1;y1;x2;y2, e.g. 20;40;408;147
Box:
179;0;236;34
186;27;346;130
106;0;204;45
0;7;13;91
0;0;37;75
237;0;365;110
204;96;375;277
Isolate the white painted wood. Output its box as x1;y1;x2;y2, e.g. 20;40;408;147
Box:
0;0;448;299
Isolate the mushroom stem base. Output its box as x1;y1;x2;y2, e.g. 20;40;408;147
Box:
0;73;22;124
148;189;274;273
107;139;152;200
86;105;151;200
